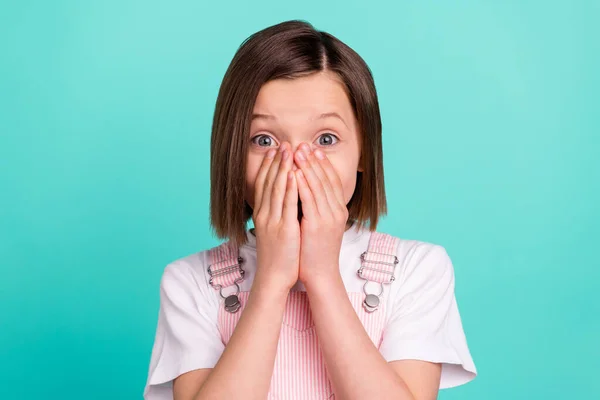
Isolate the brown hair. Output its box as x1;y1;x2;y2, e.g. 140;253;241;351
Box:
209;20;387;247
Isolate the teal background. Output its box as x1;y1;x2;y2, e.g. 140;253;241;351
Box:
1;0;598;398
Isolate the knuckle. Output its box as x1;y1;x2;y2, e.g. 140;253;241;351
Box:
271;185;283;198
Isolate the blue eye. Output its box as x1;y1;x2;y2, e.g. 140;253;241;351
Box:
251;135;276;147
251;133;338;147
317;133;339;146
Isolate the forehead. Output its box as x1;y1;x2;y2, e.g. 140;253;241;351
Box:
253;71;354;122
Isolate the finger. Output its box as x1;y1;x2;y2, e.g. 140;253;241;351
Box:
305;147;338;208
294;144;333;216
254;148;277;212
313;148;345;209
295;169;318;219
261;146;284;215
282;169;298;223
270;143;293;221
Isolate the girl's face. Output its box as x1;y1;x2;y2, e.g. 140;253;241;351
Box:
245;70;363;218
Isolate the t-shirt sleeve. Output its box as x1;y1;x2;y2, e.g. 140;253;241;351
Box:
143;257;225;400
379;243;477;389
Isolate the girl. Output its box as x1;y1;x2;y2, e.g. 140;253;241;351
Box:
144;20;477;400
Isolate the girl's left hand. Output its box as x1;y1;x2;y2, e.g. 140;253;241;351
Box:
293;143;349;286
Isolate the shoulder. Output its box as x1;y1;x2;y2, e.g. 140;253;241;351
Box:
397;239;453;273
161;249;207;283
399;240;454;294
158;247;220;302
159;240;259;298
372;232;454;287
372;231;451;267
376;234;459;324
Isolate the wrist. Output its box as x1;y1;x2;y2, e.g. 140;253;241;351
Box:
251;275;292;301
302;269;342;292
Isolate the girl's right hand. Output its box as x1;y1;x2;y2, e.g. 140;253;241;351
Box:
251;141;300;293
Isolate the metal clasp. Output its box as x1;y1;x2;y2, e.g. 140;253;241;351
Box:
357;250;399;312
362;280;384;313
208;256;245;313
358;251;399;282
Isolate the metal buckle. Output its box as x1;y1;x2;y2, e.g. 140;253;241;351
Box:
221;282;242;313
358;251;399;282
357;250;399;312
362;280;384;313
208;256;245;313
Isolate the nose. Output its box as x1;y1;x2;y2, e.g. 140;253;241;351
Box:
285;142;301;153
281;141;310;171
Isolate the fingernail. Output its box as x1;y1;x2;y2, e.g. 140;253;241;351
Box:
282;149;289;160
314;149;325;160
296;150;306;161
267;149;276;158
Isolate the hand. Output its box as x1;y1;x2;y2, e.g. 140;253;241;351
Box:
252;142;301;293
293;143;349;286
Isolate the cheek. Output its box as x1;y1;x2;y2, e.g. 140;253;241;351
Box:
340;173;358;205
329;160;359;205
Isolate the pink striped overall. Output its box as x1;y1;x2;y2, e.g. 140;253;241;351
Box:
207;232;400;399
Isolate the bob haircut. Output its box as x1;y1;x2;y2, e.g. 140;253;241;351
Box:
210;19;387;247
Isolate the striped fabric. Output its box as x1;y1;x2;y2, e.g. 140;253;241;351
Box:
358;232;399;284
216;291;386;399
208;232;400;399
207;240;243;288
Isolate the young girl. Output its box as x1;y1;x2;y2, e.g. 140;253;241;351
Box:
144;20;477;400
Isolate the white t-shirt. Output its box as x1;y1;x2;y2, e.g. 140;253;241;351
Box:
143;223;477;399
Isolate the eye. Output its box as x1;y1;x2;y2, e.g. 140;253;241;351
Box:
316;133;339;146
251;134;277;147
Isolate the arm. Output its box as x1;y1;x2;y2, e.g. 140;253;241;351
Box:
176;143;302;399
174;280;289;400
304;272;441;400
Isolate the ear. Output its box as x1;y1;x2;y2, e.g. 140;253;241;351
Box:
357;154;364;173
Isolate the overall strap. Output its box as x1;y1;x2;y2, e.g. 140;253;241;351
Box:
357;232;400;313
207;240;245;313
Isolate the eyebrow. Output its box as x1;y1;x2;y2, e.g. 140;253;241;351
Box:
251;112;348;128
